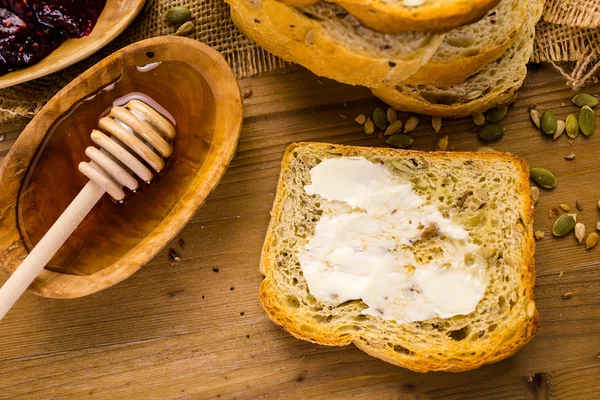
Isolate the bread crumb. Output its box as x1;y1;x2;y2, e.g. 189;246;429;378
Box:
559;271;564;277
534;231;544;240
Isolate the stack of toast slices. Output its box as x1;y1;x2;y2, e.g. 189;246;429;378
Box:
227;0;545;117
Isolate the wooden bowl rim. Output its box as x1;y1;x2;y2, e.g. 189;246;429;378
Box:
0;0;145;90
0;36;243;298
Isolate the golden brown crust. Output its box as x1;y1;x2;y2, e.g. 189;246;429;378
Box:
259;142;539;372
227;0;444;87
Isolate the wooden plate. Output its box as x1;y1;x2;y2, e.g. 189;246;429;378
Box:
0;0;146;90
0;37;243;298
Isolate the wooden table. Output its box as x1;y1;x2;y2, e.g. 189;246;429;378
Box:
1;64;599;399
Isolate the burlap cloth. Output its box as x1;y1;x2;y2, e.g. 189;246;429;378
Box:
0;0;597;123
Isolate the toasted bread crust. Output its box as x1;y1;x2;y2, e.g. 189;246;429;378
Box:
259;142;539;372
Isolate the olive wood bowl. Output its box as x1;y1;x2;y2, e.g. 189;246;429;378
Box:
0;0;146;89
0;36;243;298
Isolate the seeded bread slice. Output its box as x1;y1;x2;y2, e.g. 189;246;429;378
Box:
371;0;544;118
260;142;539;372
404;0;526;87
279;0;501;33
227;0;444;87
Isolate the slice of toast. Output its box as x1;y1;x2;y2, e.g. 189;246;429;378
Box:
371;0;544;118
227;0;444;87
260;142;539;372
279;0;501;34
403;0;527;87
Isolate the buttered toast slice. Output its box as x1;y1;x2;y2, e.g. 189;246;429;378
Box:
279;0;501;34
227;0;444;88
260;143;538;372
372;0;544;118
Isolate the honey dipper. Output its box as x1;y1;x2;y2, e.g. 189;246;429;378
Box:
0;100;176;320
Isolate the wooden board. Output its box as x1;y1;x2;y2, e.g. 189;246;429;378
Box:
1;64;599;399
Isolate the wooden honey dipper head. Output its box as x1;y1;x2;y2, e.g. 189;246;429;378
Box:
0;99;176;320
78;100;176;201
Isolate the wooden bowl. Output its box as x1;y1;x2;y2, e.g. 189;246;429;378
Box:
0;37;243;298
0;0;146;89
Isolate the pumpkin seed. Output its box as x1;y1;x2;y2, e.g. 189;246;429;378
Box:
435;135;448;151
472;113;486;126
579;105;595;136
354;114;367;125
384;120;403;136
530;186;539;205
364;118;375;135
565;114;579;138
553;120;565;139
530;167;556;189
174;21;195;36
529;108;541;129
478;123;504;141
575;222;585;244
540;111;557;135
404;116;419;133
165;6;192;25
386;134;414;149
387;108;397;124
585;232;599;250
552;213;577;237
373;107;389;130
431;117;442;134
143;0;155;13
572;93;598;108
486;107;508;122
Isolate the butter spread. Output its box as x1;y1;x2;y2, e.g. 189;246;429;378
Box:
300;157;487;322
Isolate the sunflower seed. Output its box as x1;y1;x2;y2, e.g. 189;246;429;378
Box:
553;120;565;139
477;146;496;152
435;135;448;151
472;113;486;126
564;153;576;160
404;116;419;133
562;292;573;300
431;117;442;134
174;21;195;36
384;120;403;136
575;222;585;244
559;203;571;212
596;221;600;231
530;186;539;205
364;118;375;135
387;108;397;124
572;93;598;108
530;108;541;129
576;200;583;211
585;232;599;250
354;114;367;125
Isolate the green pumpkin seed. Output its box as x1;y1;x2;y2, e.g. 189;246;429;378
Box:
386;134;414;149
165;6;192;25
552;213;577;237
540;111;557;135
565;113;579;138
143;0;155;13
579;105;595;136
572;93;598;108
373;107;389;130
478;123;504;141
486;107;508;123
530;167;556;189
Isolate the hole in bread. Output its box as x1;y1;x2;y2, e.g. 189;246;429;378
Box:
488;324;498;332
461;49;480;58
445;36;476;48
448;327;470;341
286;296;300;308
392;344;412;356
498;296;507;311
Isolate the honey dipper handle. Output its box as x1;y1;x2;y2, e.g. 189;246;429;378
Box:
0;181;105;320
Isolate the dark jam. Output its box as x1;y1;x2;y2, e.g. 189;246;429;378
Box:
0;0;107;75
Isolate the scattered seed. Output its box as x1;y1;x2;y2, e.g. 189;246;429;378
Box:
387;108;397;124
553;120;565;139
354;114;367;125
143;0;155;13
165;6;192;25
565;114;579;138
384;120;403;136
431;117;442;133
435;135;448;151
386;134;414;149
598;200;600;210
575;222;585;244
559;271;564;277
564;153;576;160
530;186;539;205
168;248;181;265
472;113;486;126
559;203;571;212
178;238;186;249
463;90;483;101
174;21;195;36
529;108;541;129
572;92;598;108
540;111;558;135
212;268;220;273
243;89;253;99
478;123;504;141
562;292;573;300
404;116;419;133
534;231;544;240
373;107;389;130
477;146;496;152
579;106;595;136
549;208;559;218
552;213;577;237
585;232;599;249
597;221;600;231
576;200;583;211
486;107;508;122
530;168;557;189
526;301;535;319
364;118;375;135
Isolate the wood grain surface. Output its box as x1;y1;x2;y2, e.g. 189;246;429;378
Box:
0;64;599;399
